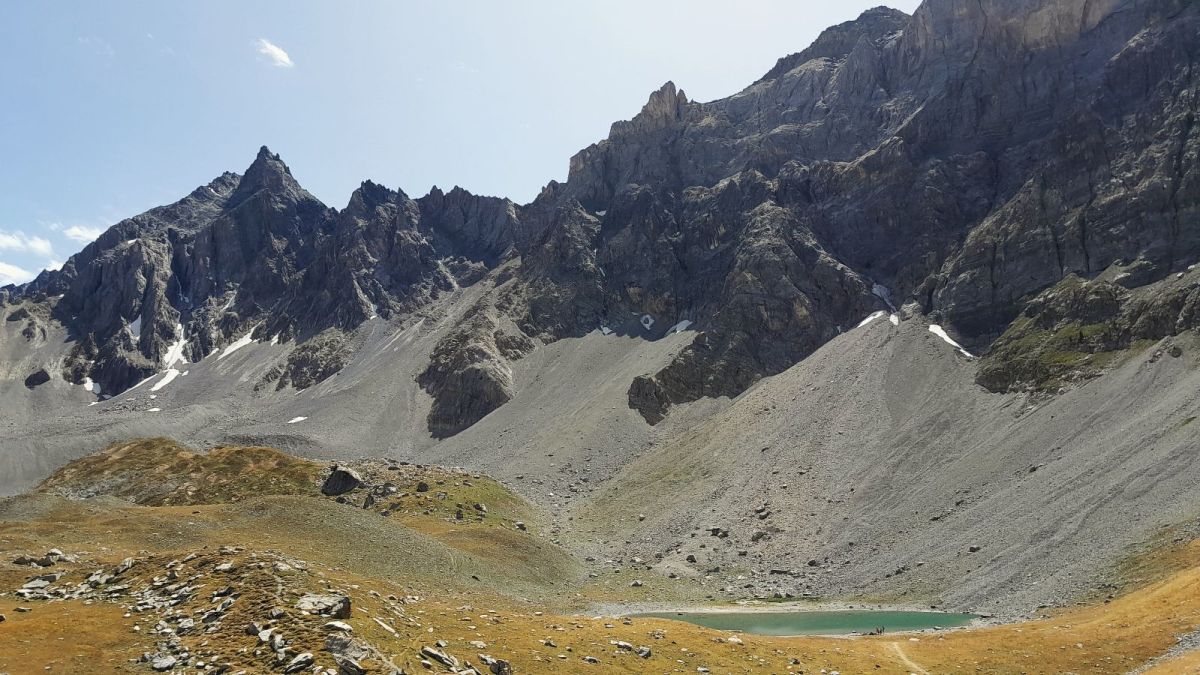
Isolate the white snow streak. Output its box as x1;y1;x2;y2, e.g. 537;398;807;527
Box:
147;407;162;413
286;416;307;424
150;369;180;392
855;311;886;328
218;332;254;360
162;324;187;366
667;319;693;334
150;323;188;391
128;316;142;343
929;324;975;357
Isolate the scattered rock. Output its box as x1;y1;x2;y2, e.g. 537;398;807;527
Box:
334;654;367;675
477;653;513;674
283;652;314;673
113;557;136;575
420;645;459;668
297;593;352;619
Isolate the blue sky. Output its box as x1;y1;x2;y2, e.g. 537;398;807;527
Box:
0;1;920;285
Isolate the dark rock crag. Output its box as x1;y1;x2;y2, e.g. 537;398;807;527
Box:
3;0;1198;435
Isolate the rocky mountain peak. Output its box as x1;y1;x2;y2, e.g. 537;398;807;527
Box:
4;0;1198;445
186;172;240;203
618;81;690;134
230;145;304;203
348;179;407;213
757;5;910;82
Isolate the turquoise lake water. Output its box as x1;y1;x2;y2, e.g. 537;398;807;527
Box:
634;609;976;636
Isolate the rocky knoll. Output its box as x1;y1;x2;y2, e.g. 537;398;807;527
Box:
2;0;1198;436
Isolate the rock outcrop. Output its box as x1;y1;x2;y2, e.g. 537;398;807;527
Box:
320;466;364;497
3;0;1198;435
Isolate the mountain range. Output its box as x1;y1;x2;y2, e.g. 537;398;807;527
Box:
2;0;1199;631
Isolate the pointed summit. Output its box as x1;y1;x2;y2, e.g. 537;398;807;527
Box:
344;179;408;217
610;81;690;137
231;145;304;203
639;81;688;122
756;6;909;83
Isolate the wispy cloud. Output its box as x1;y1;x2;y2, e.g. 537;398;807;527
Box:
256;38;294;68
63;225;105;243
45;260;63;272
0;261;33;286
0;231;54;256
78;36;115;59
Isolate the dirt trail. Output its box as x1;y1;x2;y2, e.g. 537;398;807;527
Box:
889;641;930;675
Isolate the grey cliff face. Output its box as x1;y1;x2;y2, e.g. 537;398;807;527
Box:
4;0;1198;437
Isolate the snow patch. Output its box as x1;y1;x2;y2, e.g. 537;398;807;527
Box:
218;331;255;360
286;416;307;424
640;314;655;330
667;319;693;334
928;324;975;358
855;311;886;328
147;407;161;413
269;334;280;346
150;369;180;392
163;324;187;367
599;326;613;336
128;316;142;343
126;373;158;392
872;283;896;311
150;324;189;392
595;210;607;216
889;314;899;326
369;302;379;319
82;377;102;395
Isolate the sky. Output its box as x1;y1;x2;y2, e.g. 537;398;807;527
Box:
0;1;921;285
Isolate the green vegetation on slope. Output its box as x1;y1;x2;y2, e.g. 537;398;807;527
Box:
38;437;323;505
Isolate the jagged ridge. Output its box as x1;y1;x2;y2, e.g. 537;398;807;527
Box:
3;0;1199;437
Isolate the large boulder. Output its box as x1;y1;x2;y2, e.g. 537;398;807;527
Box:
296;593;351;618
23;369;50;389
321;466;363;496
